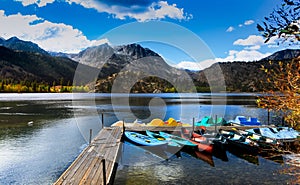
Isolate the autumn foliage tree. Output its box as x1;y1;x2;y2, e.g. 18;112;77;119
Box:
256;0;300;129
257;59;300;129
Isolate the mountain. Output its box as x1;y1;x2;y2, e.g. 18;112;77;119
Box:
193;49;300;92
71;43;115;68
262;49;300;61
0;46;96;86
0;37;49;55
71;43;193;92
71;43;160;69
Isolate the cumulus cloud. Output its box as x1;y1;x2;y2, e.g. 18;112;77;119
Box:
0;10;108;53
174;49;271;70
15;0;192;22
233;35;265;46
245;45;261;50
173;61;202;70
174;59;220;71
15;0;55;7
70;0;191;22
221;49;270;62
226;26;235;32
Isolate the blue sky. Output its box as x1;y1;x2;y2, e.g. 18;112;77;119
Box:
0;0;292;69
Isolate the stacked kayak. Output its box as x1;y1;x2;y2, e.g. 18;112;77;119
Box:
220;130;259;155
246;127;299;141
231;128;280;150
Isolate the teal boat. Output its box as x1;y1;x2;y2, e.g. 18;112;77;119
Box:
196;116;227;127
146;130;181;148
125;131;168;147
159;131;197;147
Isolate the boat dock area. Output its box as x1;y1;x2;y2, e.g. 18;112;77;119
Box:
54;124;291;185
54;127;123;185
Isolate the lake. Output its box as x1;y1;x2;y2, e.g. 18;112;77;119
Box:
0;93;298;184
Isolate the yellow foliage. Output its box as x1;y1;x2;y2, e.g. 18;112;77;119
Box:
257;59;300;129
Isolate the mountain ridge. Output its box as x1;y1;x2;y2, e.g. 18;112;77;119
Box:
1;37;300;93
0;37;49;55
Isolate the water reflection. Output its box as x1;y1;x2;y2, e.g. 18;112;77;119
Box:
0;93;297;184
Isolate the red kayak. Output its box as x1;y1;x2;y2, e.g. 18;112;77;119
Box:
181;128;213;154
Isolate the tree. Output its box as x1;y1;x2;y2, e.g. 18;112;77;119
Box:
257;0;300;44
256;0;300;130
257;59;300;129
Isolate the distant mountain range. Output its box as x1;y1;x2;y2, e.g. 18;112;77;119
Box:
0;36;299;92
0;37;49;55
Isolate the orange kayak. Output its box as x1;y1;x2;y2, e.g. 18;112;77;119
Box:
181;128;213;154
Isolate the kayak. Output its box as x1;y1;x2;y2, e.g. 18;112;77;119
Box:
124;131;168;147
158;131;197;148
181;128;213;154
220;130;259;155
146;130;181;148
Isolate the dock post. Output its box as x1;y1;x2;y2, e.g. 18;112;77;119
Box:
102;113;104;129
192;117;195;139
89;129;92;145
122;119;125;133
215;115;217;133
101;159;106;185
267;109;270;125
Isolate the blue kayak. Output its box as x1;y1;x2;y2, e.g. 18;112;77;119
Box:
125;131;168;147
146;130;181;148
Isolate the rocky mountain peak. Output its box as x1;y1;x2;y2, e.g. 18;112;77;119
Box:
262;49;300;61
115;43;160;59
0;36;48;55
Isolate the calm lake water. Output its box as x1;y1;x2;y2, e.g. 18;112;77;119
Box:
0;93;298;184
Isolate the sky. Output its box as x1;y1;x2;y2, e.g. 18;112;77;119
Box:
0;0;294;70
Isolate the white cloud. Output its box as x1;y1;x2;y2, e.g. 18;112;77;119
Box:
226;26;235;32
0;10;108;53
245;45;261;50
220;49;271;62
244;20;254;26
234;20;255;29
174;49;271;70
86;0;192;22
173;61;203;70
233;35;265;46
15;0;55;7
15;0;192;22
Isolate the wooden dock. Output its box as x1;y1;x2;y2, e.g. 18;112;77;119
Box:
54;127;123;185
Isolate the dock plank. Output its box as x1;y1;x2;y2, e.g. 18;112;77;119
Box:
54;127;123;185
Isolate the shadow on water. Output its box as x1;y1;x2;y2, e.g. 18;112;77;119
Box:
182;148;215;166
